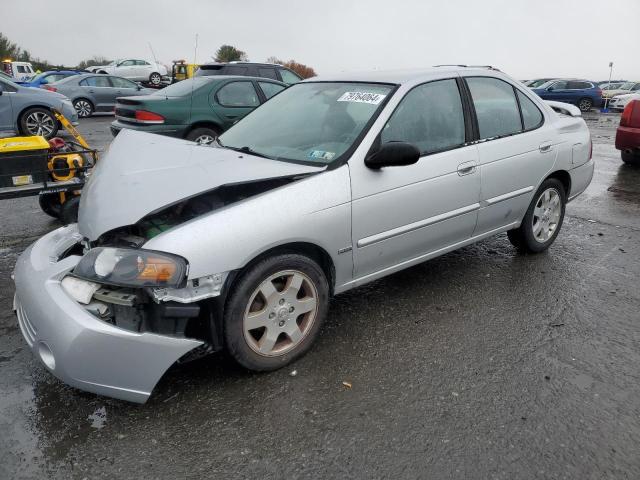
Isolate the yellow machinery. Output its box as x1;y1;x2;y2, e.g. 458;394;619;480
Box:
0;110;98;223
171;60;199;83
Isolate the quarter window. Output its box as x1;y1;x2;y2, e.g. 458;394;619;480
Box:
278;69;302;84
381;79;466;154
216;81;259;107
258;81;285;99
516;91;543;130
467;77;522;139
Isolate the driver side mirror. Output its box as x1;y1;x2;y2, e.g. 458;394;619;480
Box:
365;141;421;169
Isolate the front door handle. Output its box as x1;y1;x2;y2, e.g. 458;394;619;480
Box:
539;141;553;153
457;161;477;176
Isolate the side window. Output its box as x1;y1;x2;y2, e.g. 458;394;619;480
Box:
550;80;568;90
216;81;259;107
278;68;302;84
224;66;248;76
110;77;137;88
258;81;285;99
136;60;150;66
16;66;26;73
381;79;466;154
516;91;543;130
258;68;278;80
119;60;135;67
81;76;111;87
467;77;522;139
568;81;590;90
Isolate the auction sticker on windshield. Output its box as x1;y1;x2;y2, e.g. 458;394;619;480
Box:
337;91;387;104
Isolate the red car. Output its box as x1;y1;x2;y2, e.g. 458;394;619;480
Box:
616;99;640;165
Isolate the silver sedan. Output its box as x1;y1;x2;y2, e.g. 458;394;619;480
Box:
14;67;594;402
48;73;154;118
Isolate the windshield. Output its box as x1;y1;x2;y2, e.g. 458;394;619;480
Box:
218;82;393;165
152;77;211;97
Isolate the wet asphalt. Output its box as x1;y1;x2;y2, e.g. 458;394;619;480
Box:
1;113;639;480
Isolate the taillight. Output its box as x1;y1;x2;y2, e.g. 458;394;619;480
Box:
134;110;165;124
620;100;640;128
43;85;57;92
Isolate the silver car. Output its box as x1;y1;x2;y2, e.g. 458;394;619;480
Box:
13;67;594;403
0;75;78;138
49;73;154;118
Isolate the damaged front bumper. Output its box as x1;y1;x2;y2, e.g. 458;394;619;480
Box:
12;225;203;403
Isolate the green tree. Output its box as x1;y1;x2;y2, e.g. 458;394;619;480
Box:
0;32;23;60
266;57;316;79
77;55;112;70
214;45;247;63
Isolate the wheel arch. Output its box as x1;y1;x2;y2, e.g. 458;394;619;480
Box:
184;121;223;138
545;169;572;197
16;104;56;133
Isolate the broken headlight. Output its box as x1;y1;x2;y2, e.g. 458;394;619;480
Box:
73;247;188;288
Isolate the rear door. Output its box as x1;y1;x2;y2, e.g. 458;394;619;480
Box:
211;80;260;129
109;76;141;100
79;76;114;111
466;76;557;235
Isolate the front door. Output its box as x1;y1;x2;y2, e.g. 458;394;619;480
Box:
464;76;558;235
211;80;260;129
350;78;481;281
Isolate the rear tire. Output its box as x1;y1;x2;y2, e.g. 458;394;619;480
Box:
621;150;640;166
149;72;162;86
38;194;62;218
578;97;593;112
507;178;566;253
223;254;329;371
19;107;58;139
59;196;81;225
186;127;220;145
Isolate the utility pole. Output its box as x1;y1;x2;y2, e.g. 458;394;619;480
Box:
603;61;614;112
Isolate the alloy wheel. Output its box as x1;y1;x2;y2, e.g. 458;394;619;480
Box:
532;188;561;243
579;99;592;112
243;270;319;357
150;73;161;85
194;134;216;144
74;100;92;118
25;111;55;136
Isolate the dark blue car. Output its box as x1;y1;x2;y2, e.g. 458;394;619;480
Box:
531;79;602;112
17;70;83;89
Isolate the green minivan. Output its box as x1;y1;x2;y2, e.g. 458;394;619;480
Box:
110;76;287;144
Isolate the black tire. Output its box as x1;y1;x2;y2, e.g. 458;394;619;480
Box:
223;254;329;371
19;107;59;139
73;98;94;118
38;194;62;218
578;97;593;112
59;196;81;225
186;126;220;145
507;178;566;253
621;150;640;166
149;72;162;86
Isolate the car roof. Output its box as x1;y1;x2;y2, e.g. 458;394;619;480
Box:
306;66;505;85
200;62;285;68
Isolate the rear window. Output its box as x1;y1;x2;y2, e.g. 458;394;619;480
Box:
467;77;522;139
196;65;224;77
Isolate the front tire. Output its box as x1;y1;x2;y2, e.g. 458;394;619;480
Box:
578;97;593;112
20;107;58;139
149;72;162;86
73;98;94;118
224;254;329;371
621;150;640;166
507;178;566;253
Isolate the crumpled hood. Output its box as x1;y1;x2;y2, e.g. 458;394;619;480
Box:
78;130;324;241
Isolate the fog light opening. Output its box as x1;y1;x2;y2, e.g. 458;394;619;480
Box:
38;342;56;371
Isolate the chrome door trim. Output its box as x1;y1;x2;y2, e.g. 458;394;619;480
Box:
485;186;534;206
357;203;480;248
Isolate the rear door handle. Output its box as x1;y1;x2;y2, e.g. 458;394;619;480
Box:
539;142;553;153
457;161;477;176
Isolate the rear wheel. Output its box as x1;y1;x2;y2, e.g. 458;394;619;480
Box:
507;178;566;253
224;254;329;371
73;98;94;118
578;97;593;112
621;150;640;166
149;72;162;86
20;107;58;138
186;126;220;145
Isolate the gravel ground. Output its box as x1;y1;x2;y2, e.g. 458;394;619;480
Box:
1;112;639;480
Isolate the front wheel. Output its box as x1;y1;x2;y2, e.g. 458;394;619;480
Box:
224;254;329;371
20;107;59;139
578;97;593;112
149;72;162;86
507;178;566;253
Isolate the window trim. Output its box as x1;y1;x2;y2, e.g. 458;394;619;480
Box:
214;80;261;108
376;77;471;159
462;76;545;144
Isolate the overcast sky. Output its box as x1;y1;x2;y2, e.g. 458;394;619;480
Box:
3;0;639;80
